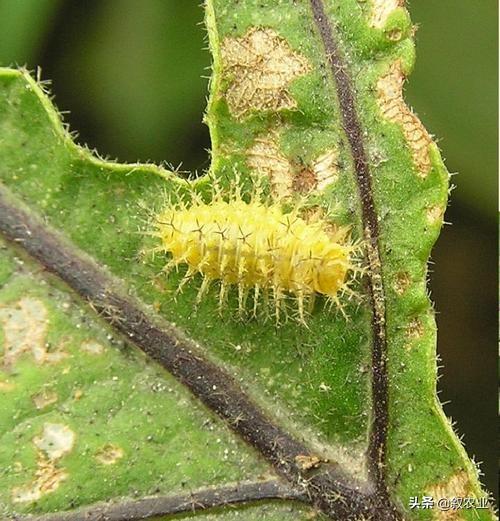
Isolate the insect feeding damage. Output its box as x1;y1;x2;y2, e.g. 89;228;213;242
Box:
12;423;75;503
151;180;357;324
370;0;405;29
377;60;433;176
247;134;292;199
425;471;489;520
247;133;339;199
95;443;124;465
221;27;311;119
0;297;66;369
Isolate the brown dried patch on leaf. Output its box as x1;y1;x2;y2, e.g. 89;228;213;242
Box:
81;340;105;355
12;423;75;503
394;271;411;295
0;297;66;368
32;389;58;410
12;456;68;503
95;443;124;465
33;423;75;460
291;164;317;194
221;27;311;119
295;454;321;471
370;0;404;28
426;471;474;520
290;150;340;195
377;60;432;177
312;150;339;191
247;134;293;198
407;317;424;341
426;205;445;225
247;134;339;197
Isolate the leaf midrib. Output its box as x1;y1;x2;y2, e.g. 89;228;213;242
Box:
309;0;391;502
0;182;373;520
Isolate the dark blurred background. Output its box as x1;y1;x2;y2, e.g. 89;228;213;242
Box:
0;0;497;499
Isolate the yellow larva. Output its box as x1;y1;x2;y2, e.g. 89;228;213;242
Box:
153;185;355;323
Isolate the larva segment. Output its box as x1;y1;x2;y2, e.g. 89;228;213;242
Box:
153;191;355;323
377;60;433;177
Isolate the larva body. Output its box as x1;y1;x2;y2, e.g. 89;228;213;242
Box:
154;188;354;323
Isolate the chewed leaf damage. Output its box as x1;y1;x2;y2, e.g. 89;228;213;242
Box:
221;27;311;119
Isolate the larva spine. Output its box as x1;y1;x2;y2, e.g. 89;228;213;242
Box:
151;177;358;324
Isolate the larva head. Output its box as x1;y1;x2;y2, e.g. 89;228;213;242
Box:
291;235;351;298
314;246;350;297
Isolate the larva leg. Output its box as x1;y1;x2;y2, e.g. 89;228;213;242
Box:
198;252;211;272
196;276;211;305
238;282;249;317
237;283;244;316
296;289;306;325
176;267;195;295
236;247;247;316
307;292;316;314
253;284;260;318
340;285;358;301
273;285;283;325
218;281;228;313
160;259;177;277
328;295;348;319
262;287;270;322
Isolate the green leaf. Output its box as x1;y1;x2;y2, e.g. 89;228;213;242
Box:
0;1;494;520
0;237;311;514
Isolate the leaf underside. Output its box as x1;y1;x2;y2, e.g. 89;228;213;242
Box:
0;1;494;520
